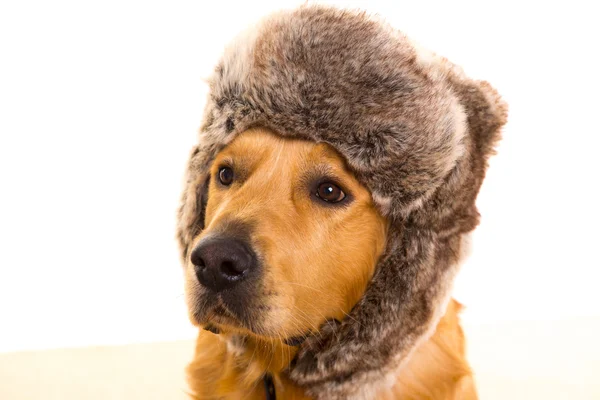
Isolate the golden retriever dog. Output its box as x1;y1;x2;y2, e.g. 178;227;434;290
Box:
183;128;477;399
177;5;506;399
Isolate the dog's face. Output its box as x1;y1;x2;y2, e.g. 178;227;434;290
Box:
184;128;388;341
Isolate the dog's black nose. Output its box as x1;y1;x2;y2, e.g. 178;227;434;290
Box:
190;237;256;292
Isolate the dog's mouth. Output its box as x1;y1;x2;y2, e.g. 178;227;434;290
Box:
193;295;249;330
192;293;314;346
192;290;274;337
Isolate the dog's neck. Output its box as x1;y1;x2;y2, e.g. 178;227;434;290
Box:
223;331;298;375
208;330;306;398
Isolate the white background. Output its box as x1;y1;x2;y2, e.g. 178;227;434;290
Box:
1;0;599;353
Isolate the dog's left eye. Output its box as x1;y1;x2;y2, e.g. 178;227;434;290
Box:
218;167;234;186
316;182;346;203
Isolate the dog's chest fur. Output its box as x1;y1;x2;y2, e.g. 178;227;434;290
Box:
187;332;310;399
186;300;476;400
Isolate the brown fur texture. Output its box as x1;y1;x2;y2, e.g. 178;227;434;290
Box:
177;5;506;398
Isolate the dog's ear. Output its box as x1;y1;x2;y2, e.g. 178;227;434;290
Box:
177;146;210;263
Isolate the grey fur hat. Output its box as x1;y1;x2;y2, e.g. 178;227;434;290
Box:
177;5;507;399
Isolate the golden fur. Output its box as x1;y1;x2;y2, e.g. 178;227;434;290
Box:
185;128;477;399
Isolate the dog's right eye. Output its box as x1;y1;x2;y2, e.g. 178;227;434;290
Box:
218;167;234;186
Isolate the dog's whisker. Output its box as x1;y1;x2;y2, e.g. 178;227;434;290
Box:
299;303;333;340
290;301;337;342
282;313;312;342
286;303;326;341
239;343;262;400
265;334;276;375
275;330;284;369
328;318;342;343
338;308;362;328
278;280;329;296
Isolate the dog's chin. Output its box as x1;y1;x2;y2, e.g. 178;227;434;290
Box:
188;294;311;344
188;291;265;335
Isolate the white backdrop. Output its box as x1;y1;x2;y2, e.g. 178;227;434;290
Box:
1;0;598;353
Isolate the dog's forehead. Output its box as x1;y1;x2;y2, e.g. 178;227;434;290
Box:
214;129;350;173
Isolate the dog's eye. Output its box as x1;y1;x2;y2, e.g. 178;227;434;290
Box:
218;167;234;186
316;182;346;203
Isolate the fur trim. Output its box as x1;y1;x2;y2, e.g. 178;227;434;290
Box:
177;5;506;398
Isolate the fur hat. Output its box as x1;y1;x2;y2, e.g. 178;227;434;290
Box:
177;5;507;399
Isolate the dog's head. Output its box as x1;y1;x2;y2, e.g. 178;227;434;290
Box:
182;128;387;339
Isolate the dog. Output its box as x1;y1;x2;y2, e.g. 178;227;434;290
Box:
177;5;506;399
182;128;477;399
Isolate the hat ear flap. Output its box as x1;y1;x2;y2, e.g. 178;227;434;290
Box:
408;45;507;169
288;65;507;398
447;76;508;167
177;146;210;262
